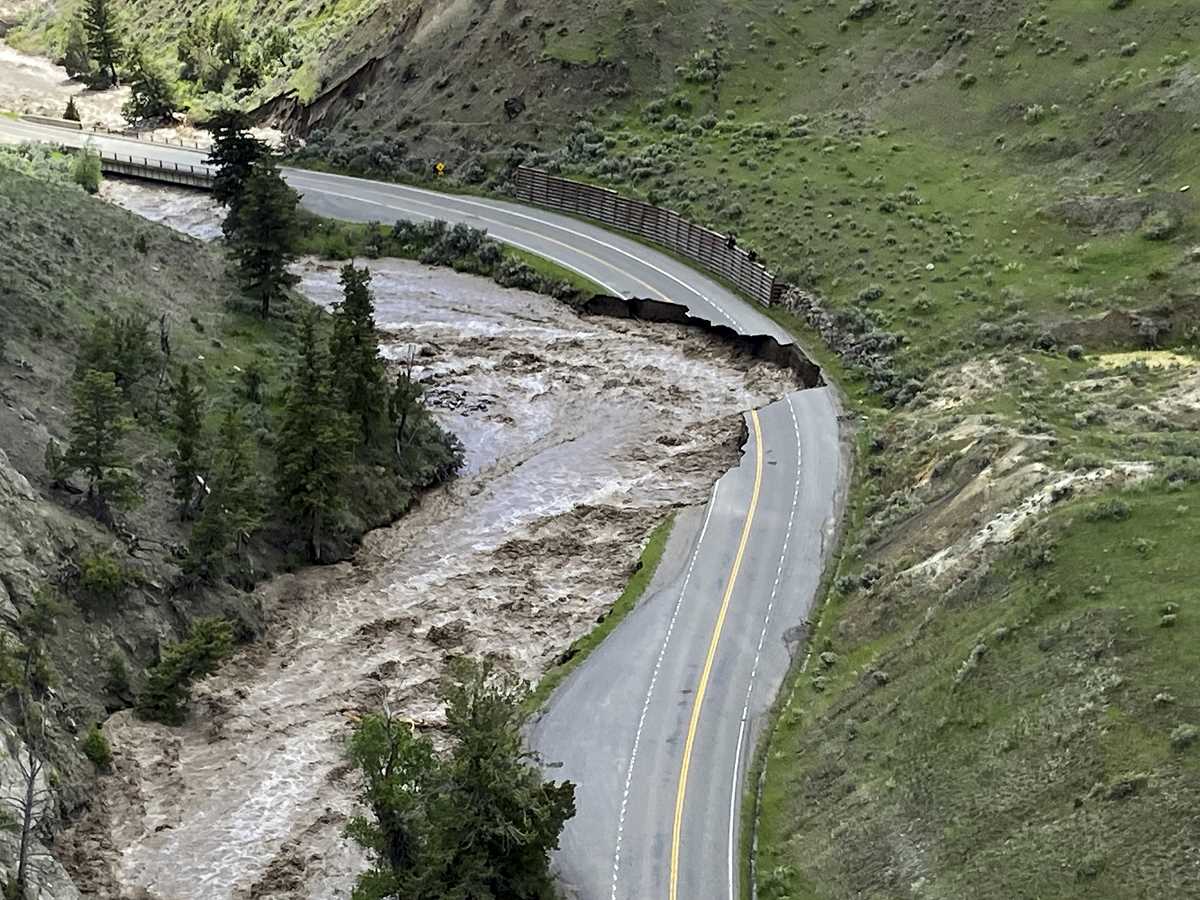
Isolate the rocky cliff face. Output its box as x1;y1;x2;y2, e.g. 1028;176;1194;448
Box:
0;165;272;894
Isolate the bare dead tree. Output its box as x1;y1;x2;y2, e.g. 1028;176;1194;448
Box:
2;692;53;899
153;312;172;420
390;346;423;458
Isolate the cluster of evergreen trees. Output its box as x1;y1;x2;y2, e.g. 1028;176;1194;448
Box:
45;310;158;524
50;271;446;576
46;109;460;571
346;662;575;900
60;2;289;121
61;0;177;122
176;12;290;95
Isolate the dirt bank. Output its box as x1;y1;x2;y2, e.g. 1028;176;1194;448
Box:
56;220;797;896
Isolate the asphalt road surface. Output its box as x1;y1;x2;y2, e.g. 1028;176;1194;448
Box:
0;117;845;900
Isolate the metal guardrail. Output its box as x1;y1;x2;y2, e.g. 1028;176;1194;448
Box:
18;113;208;149
20;113;82;131
514;167;782;306
96;152;215;188
87;125;207;150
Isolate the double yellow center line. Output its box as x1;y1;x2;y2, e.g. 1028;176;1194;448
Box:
668;409;764;900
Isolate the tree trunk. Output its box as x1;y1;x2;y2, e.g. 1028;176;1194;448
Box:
310;510;322;562
15;749;39;899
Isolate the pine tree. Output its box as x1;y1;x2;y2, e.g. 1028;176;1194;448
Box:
67;369;138;523
81;0;120;88
275;310;351;561
345;661;576;900
204;108;268;214
345;710;439;898
330;264;388;448
434;661;576;897
62;19;91;81
122;48;177;125
75;310;155;400
171;364;205;519
226;159;299;319
187;407;261;579
44;438;71;487
135;617;233;724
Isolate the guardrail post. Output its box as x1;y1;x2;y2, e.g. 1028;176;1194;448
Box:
515;166;782;307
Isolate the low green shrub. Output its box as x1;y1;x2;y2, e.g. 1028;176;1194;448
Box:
78;551;132;604
81;724;113;769
1084;497;1132;522
135;617;234;725
71;148;101;194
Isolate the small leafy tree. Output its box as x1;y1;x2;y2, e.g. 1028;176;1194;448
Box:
44;438;71;487
67;369;138;523
71;145;102;194
122;48;177;125
81;724;113;770
226;159;299;318
275;310;352;561
389;351;424;455
436;661;576;897
345;709;439;899
171;364;205;519
331;264;388;448
135;617;233;725
78;550;131;604
63;96;82;122
81;0;121;87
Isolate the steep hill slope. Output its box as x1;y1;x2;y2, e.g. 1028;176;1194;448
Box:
0;155;460;892
5;1;1199;897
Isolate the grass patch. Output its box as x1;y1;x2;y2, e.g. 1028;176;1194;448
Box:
293;209;602;301
755;480;1200;899
505;247;610;298
527;513;675;711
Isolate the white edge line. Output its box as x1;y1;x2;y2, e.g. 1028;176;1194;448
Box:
611;482;720;900
726;396;803;900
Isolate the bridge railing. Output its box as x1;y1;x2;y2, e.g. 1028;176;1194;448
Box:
514;167;782;306
96;151;215;188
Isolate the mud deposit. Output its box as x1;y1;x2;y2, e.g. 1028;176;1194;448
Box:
0;38;280;144
61;241;796;895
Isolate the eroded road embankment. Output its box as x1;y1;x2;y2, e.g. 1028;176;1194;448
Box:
59;194;800;897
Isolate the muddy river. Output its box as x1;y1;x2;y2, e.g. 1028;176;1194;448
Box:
59;183;797;898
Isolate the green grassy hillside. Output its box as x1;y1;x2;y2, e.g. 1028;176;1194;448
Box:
283;3;1200;895
7;1;1199;895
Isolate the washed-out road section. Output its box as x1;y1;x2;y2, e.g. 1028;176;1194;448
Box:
0;118;845;900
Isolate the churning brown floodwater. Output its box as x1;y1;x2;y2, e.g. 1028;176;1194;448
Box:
61;184;797;899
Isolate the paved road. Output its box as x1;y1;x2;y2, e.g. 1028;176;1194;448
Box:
0;117;845;900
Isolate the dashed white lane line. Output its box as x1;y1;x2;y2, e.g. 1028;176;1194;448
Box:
610;485;720;900
726;396;803;900
5;123;745;327
281;180;629;298
285;168;743;328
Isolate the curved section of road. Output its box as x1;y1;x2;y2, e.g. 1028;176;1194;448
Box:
0;118;845;900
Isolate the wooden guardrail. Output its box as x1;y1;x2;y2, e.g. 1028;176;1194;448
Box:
514;167;782;306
